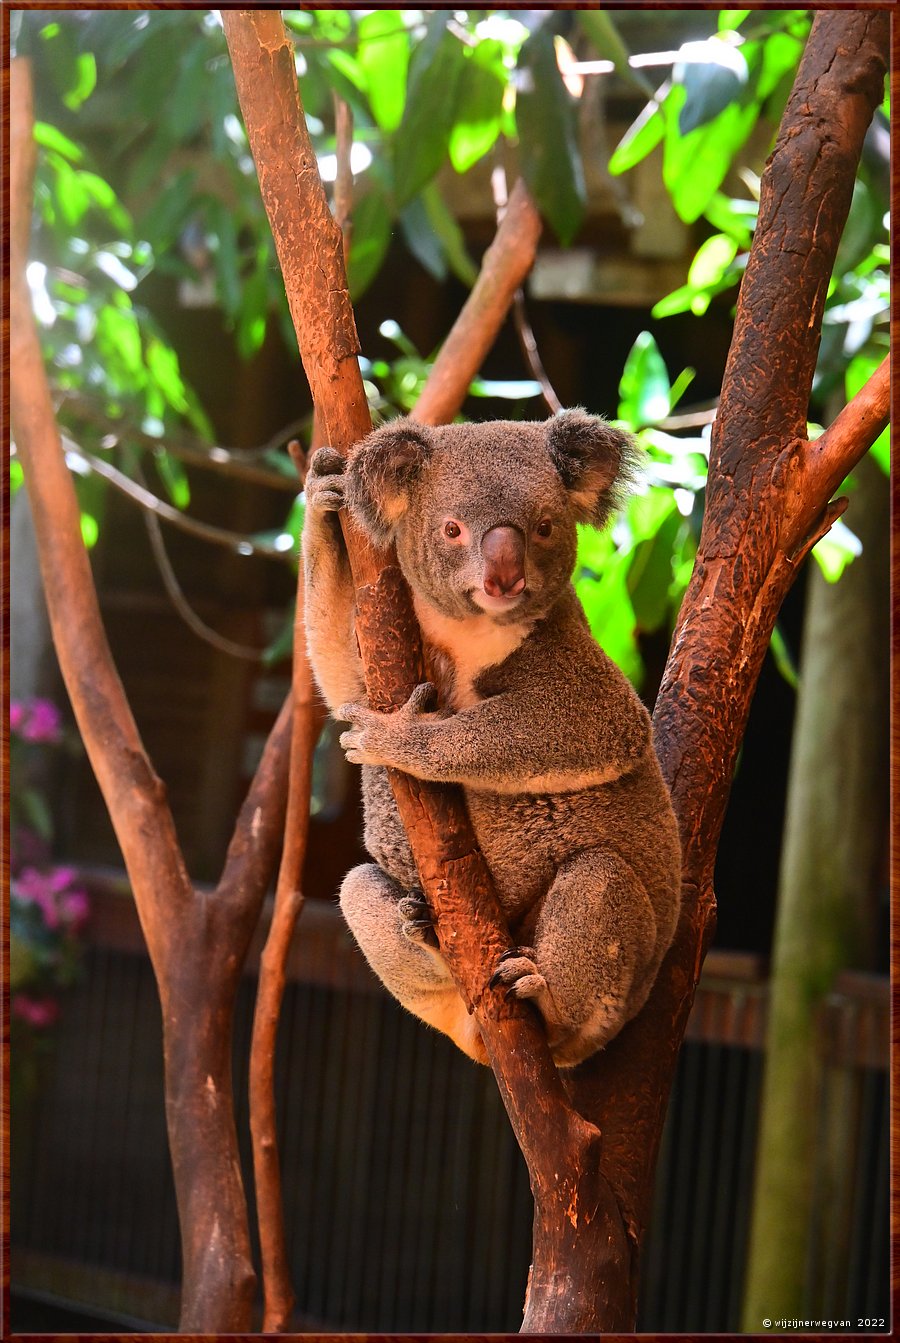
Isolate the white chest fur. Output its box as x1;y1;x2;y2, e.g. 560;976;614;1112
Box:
413;595;531;709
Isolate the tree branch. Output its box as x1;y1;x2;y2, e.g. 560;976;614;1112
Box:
565;10;890;1279
62;389;303;490
60;440;290;561
249;577;326;1331
223;11;633;1332
11;56;291;1331
412;177;543;427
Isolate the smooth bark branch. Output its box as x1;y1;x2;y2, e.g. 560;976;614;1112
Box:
412;178;543;427
566;9;889;1283
223;10;634;1330
11;56;298;1332
250;581;325;1332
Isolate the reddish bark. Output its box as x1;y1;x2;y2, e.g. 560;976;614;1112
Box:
223;9;633;1329
10;57;295;1334
566;9;890;1295
224;7;889;1331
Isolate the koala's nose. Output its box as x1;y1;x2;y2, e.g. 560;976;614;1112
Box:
481;524;526;597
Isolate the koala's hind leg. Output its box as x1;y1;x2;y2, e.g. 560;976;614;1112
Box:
339;863;488;1064
495;848;658;1068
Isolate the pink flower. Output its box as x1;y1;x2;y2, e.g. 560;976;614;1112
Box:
21;699;62;744
9;701;26;732
60;888;90;931
12;993;60;1028
14;867;62;928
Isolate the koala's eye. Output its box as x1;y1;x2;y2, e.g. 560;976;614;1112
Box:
535;518;553;538
444;520;462;540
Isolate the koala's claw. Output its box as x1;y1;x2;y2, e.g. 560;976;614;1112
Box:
489;948;546;1001
398;892;439;948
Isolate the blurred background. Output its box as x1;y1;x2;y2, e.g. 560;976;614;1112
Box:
9;8;889;1333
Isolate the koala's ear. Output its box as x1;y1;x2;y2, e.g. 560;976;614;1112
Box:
345;420;433;545
546;408;640;528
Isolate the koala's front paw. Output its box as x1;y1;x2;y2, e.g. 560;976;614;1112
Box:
337;683;437;770
398;891;439;949
489;946;547;1002
305;446;346;514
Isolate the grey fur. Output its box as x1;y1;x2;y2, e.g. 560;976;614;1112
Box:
302;410;681;1068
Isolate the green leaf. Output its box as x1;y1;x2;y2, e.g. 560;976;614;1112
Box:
20;788;54;840
812;518;862;582
146;338;190;414
10;459;24;494
575;541;644;687
718;11;750;31
627;506;682;632
576;9;649;95
688;233;739;288
33;120;83;162
618;332;671;427
400;194;447;281
48;154;90;227
139;169;196;248
626;485;678;546
448;39;506;173
703;190;757;245
677;42;748;135
347;185;394;298
206;198;241;319
236;267;269;359
769;624;799;690
357;10;409;132
62;51;97;110
421;182;478;287
80;512;99;549
516;30;586;245
846;353;890;473
96;304;144;385
608;91;668;176
392;17;466;206
667;366;696;411
663;82;760;224
154;449;191;510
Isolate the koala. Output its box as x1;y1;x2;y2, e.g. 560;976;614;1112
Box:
302;410;681;1069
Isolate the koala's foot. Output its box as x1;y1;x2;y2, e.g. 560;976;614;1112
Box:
340;862;487;1064
489;945;564;1035
398;890;439;949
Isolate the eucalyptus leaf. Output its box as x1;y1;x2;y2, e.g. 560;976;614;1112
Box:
448;39;506;173
421;182;478;287
516;29;586;245
392;17;466;207
618;332;671;427
608;90;669;176
676;43;748;135
358;10;409;132
347;186;394;298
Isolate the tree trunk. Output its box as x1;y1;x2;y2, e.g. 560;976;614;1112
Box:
741;454;889;1327
223;8;888;1330
9;56;296;1332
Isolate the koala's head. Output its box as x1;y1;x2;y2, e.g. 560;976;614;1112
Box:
345;410;638;624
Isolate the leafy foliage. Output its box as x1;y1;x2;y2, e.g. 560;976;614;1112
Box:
13;8;885;693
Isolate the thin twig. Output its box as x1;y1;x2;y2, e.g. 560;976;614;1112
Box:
62;438;293;562
332;93;354;251
513;291;563;415
490;166;562;416
130;453;269;662
60;390;305;490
